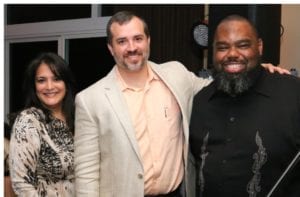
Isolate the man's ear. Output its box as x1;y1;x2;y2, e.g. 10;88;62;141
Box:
107;44;114;56
258;38;263;56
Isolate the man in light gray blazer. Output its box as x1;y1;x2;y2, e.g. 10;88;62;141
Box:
74;11;211;197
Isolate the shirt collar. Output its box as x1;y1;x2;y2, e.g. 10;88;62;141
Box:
115;63;160;92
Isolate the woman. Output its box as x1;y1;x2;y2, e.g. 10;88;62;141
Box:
9;52;76;197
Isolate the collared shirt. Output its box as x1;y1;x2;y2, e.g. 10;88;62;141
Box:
189;68;300;197
116;66;184;195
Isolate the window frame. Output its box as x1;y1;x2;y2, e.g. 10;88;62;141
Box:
4;4;109;119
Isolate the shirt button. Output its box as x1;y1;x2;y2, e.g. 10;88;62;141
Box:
222;160;227;164
226;138;232;142
229;117;235;122
138;173;143;179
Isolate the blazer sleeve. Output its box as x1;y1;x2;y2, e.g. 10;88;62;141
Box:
192;72;213;95
74;94;101;196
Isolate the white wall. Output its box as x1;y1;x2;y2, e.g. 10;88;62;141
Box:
280;4;300;71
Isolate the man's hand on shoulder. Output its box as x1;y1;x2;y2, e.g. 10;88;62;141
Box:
261;63;291;74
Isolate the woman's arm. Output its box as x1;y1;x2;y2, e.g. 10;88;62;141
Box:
9;112;41;197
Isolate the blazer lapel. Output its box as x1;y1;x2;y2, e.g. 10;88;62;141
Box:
104;68;142;162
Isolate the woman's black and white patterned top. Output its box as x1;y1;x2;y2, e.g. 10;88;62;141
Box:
9;107;74;197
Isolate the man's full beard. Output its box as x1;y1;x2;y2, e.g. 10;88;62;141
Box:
214;70;252;97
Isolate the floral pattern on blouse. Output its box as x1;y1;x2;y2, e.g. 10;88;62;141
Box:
9;107;74;197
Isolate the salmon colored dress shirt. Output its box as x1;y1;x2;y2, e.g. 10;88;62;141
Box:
116;66;184;195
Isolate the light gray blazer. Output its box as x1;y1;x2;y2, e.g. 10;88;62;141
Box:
74;61;211;197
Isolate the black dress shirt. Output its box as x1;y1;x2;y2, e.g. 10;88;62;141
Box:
190;67;300;197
